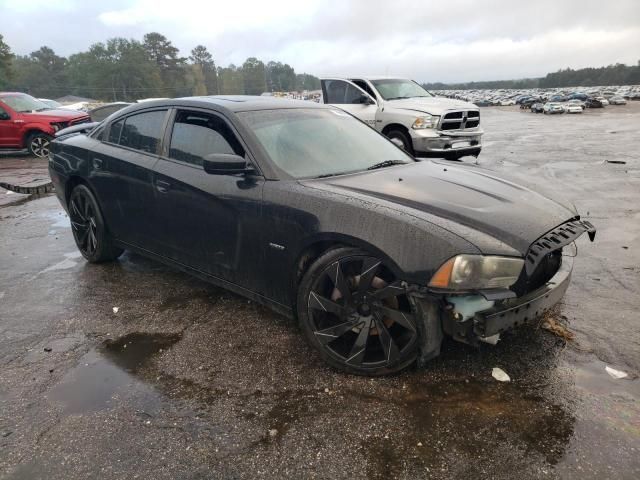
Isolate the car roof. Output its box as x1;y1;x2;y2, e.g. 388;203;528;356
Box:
123;95;328;114
0;92;30;98
322;76;411;82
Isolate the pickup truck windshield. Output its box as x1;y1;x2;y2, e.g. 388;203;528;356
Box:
2;94;50;113
239;108;413;178
370;79;433;101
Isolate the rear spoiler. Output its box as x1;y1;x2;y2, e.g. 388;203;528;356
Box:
54;121;100;138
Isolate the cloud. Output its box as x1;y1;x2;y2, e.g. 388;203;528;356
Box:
0;0;76;12
2;0;639;82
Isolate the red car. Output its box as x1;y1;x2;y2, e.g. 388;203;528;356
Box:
0;92;91;158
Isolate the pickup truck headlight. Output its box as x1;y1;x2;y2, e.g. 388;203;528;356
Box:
412;115;439;129
428;255;524;290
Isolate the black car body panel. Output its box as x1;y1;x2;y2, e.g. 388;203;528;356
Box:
309;161;578;257
49;96;590;319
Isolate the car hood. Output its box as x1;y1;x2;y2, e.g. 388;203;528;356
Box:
383;97;478;115
20;109;89;121
307;161;577;255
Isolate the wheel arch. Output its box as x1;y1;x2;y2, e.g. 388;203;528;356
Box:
381;123;410;136
22;128;49;148
65;175;94;207
291;233;406;291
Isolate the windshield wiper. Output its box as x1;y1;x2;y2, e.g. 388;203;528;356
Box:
385;96;408;101
315;172;341;178
367;160;407;171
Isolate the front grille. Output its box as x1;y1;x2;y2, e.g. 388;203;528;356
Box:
439;110;480;131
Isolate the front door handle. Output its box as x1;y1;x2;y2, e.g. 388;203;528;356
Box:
93;158;103;170
156;180;171;193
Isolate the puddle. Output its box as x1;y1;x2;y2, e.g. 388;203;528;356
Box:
47;333;181;415
102;332;182;373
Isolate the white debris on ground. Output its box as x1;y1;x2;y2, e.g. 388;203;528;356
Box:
605;366;629;379
492;367;511;382
112;307;119;314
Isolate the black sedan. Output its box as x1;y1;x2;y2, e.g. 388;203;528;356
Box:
585;98;605;108
49;96;595;375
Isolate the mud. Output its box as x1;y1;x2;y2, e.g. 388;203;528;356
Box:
1;103;639;479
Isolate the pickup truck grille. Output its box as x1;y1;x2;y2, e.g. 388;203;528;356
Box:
440;110;480;131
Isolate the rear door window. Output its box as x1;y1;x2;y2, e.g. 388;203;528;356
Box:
168;110;244;166
119;110;167;154
323;80;367;104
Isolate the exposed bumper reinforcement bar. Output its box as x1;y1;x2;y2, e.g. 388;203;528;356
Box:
474;256;573;338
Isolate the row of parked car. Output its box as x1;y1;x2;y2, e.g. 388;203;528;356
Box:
437;85;640;108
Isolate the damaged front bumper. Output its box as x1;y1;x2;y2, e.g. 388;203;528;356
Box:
475;255;572;338
442;255;573;344
410;128;483;155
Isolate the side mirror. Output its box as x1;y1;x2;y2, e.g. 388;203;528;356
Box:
0;112;10;121
358;94;375;105
203;153;255;175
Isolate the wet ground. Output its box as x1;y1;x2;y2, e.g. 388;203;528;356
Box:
1;104;639;479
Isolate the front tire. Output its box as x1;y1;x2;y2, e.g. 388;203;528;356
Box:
69;184;123;263
27;132;52;158
385;128;414;156
297;247;419;376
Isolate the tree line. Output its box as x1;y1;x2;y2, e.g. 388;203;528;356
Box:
423;62;640;90
0;33;321;102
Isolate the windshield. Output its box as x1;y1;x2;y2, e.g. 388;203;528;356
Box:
2;94;50;112
370;79;433;100
239;108;413;179
41;99;62;108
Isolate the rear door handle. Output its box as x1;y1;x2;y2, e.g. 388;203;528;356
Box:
156;180;171;193
93;158;103;170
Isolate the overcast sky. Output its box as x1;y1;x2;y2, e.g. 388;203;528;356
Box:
1;0;639;82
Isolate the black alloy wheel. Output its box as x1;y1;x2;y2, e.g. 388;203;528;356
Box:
69;184;123;263
297;248;419;375
28;132;52;158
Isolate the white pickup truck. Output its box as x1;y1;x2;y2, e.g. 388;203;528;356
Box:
320;77;483;160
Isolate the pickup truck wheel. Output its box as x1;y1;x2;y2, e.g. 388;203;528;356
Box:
28;132;52;158
69;185;123;263
297;247;419;376
386;129;414;156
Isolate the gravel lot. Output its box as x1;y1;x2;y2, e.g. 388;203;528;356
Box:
1;103;639;479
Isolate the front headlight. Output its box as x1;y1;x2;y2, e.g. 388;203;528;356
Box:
412;115;439;129
428;255;524;290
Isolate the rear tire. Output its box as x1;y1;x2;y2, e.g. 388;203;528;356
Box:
27;132;52;158
385;128;414;156
297;247;419;376
68;184;123;263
